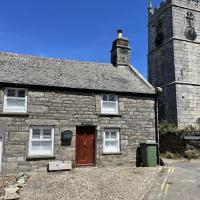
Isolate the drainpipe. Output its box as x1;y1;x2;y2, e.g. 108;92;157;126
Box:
155;87;162;165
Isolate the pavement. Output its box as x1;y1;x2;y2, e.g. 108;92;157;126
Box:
144;159;200;200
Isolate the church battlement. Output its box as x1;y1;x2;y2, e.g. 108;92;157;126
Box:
148;0;171;22
149;0;200;22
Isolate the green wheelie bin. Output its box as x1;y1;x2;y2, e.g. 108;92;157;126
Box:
140;140;157;167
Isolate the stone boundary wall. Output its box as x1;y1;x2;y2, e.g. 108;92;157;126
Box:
160;131;200;154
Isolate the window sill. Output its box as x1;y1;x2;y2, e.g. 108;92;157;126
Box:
98;113;122;117
102;152;122;156
0;112;29;117
26;156;56;161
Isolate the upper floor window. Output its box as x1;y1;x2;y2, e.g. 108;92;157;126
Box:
101;94;118;114
3;88;27;113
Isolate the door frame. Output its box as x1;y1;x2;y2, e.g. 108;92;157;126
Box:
0;121;5;173
75;126;96;167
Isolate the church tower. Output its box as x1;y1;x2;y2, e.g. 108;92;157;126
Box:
148;0;200;128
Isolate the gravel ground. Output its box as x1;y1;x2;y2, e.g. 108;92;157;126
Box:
0;175;15;197
20;167;161;200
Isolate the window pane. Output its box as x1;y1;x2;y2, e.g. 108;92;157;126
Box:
102;102;117;113
111;131;117;139
31;141;41;151
43;129;52;139
110;141;118;148
31;141;52;152
7;89;16;97
103;94;108;101
18;90;25;97
104;140;118;152
105;131;110;139
41;141;52;151
105;141;110;147
32;129;40;139
7;98;26;110
109;141;118;152
109;95;115;101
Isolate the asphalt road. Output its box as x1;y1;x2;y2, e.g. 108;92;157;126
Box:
144;159;200;200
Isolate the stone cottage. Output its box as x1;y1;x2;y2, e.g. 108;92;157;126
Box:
0;31;157;173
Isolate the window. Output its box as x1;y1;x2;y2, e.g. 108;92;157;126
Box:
103;129;120;153
101;94;118;114
4;88;27;113
186;11;195;26
29;126;54;156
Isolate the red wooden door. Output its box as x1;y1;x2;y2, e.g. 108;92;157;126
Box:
76;126;95;166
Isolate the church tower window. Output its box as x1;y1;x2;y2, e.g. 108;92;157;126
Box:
155;19;164;47
186;12;195;26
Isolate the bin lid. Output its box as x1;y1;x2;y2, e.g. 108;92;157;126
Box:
140;140;157;145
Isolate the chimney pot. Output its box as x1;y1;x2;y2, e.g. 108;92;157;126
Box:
117;30;123;38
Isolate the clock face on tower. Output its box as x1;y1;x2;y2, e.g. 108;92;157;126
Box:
185;26;197;40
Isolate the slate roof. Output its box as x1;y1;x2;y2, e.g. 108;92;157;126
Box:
0;52;156;95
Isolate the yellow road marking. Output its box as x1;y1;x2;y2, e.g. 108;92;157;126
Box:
164;183;170;198
158;176;168;198
158;167;173;198
170;167;175;175
161;176;168;192
167;167;172;174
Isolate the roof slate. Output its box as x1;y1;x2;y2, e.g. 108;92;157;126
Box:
0;52;155;94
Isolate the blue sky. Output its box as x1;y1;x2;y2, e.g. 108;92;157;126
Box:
0;0;161;78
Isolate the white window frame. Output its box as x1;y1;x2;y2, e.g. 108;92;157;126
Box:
28;126;54;157
101;94;118;114
3;87;28;113
103;129;120;154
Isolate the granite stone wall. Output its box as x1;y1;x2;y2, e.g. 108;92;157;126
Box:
160;84;177;124
176;84;200;128
0;88;156;173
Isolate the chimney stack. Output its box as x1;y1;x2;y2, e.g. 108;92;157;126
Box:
111;30;131;67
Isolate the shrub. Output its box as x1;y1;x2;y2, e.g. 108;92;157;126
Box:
184;125;199;131
161;151;177;159
159;122;200;135
159;122;178;135
159;122;200;159
184;150;200;159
